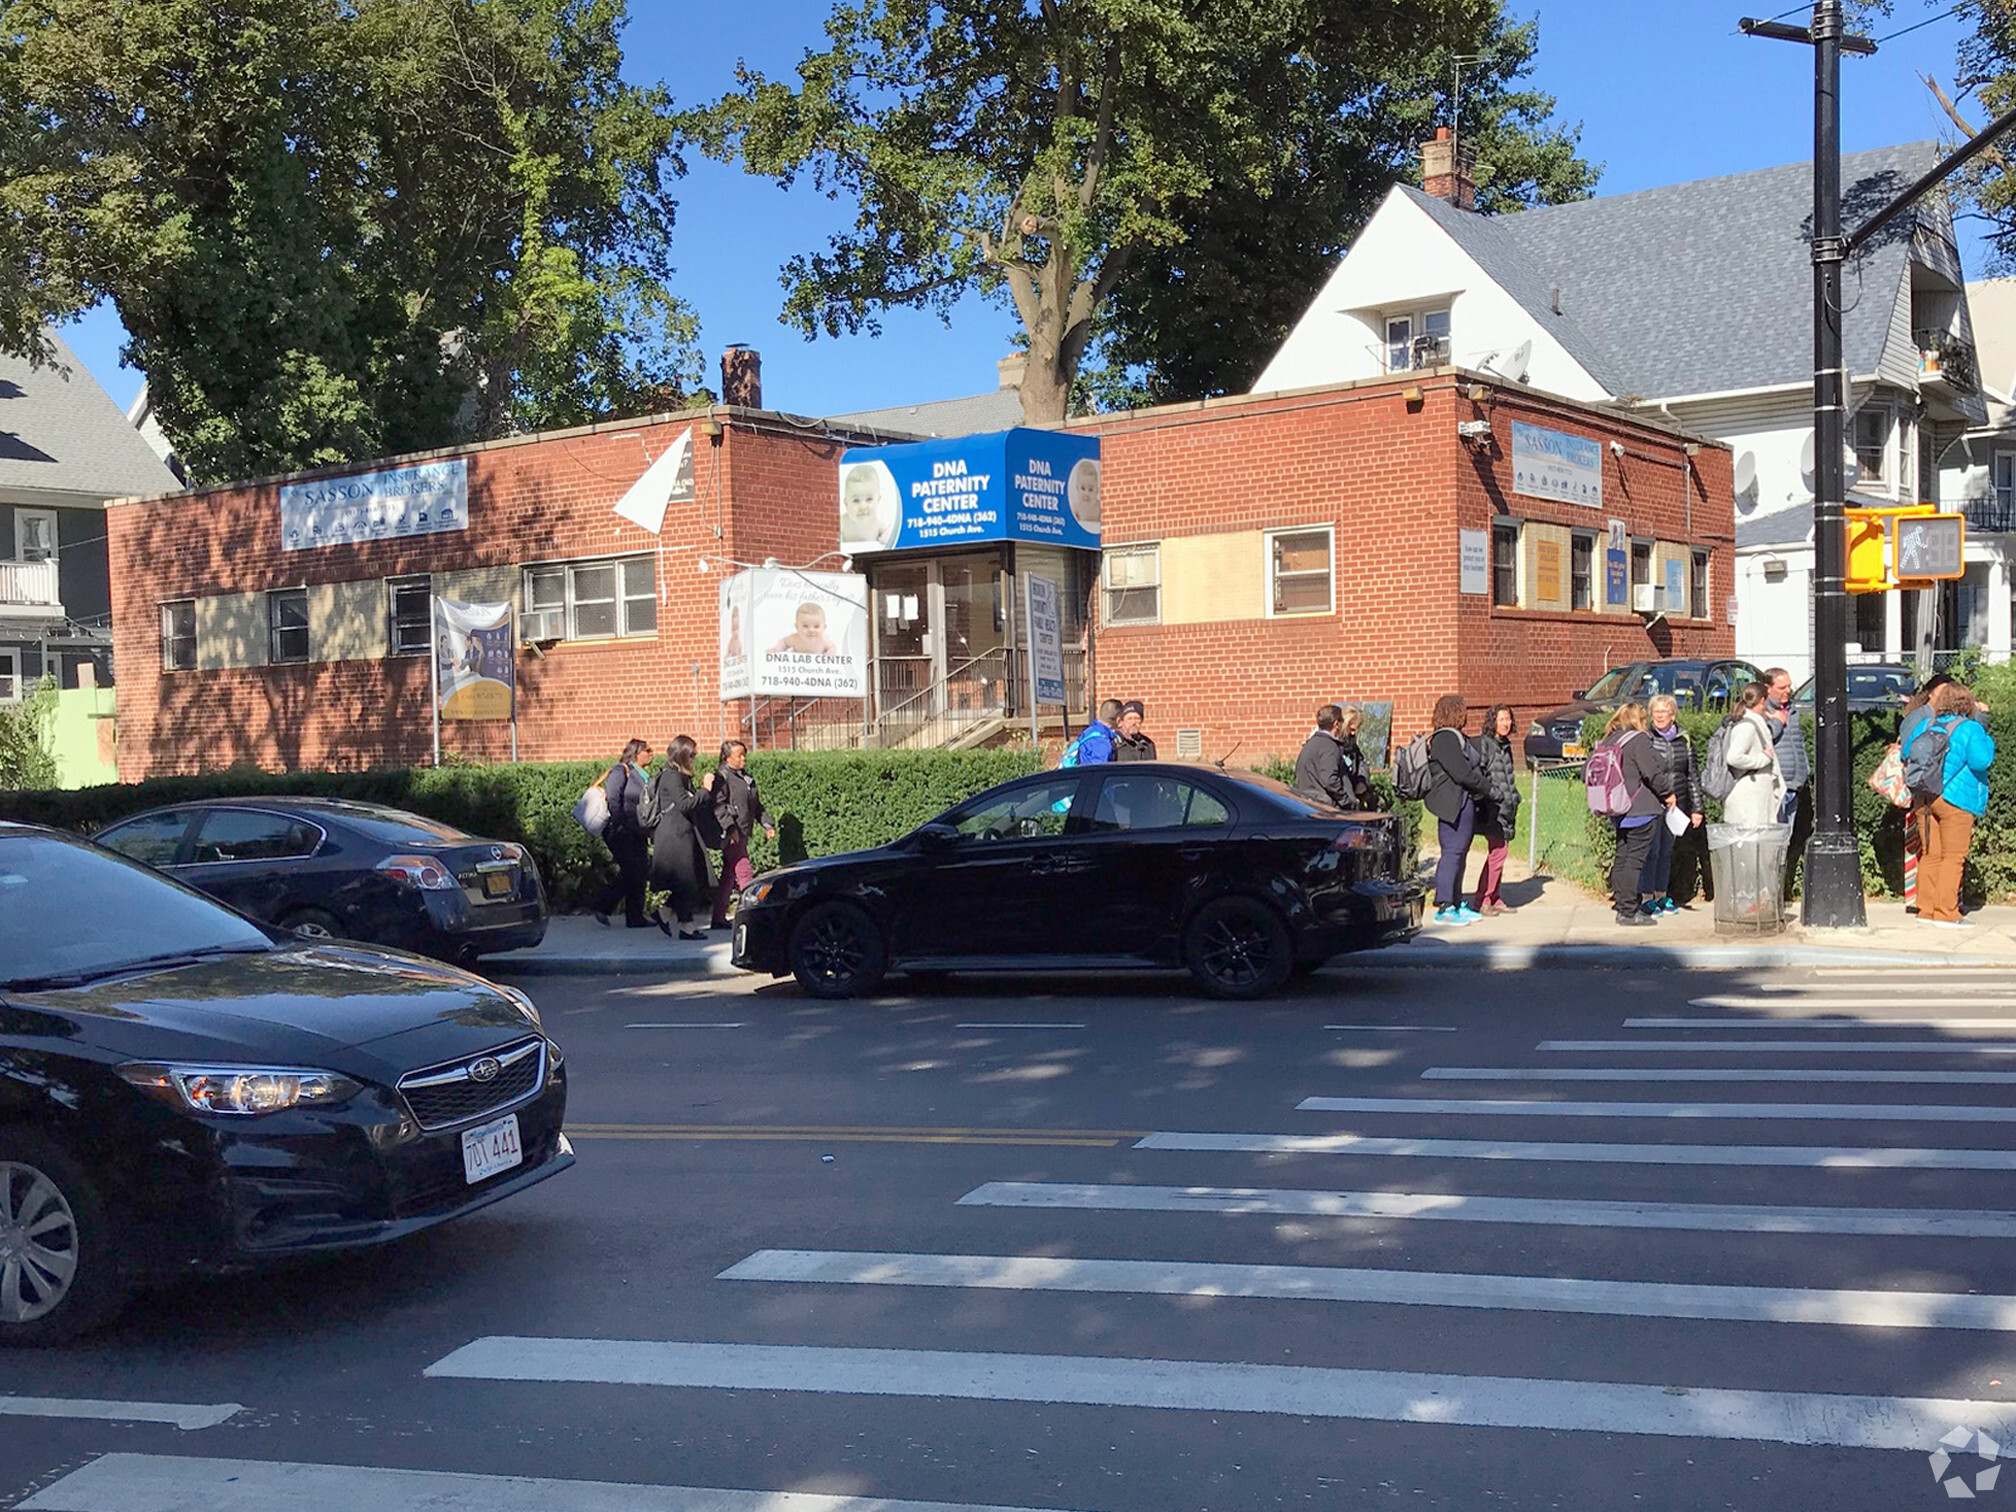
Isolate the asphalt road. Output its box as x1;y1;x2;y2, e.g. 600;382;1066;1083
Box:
5;962;2014;1512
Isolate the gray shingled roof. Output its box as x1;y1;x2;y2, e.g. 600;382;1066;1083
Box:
0;328;182;500
1403;143;1941;400
826;387;1025;439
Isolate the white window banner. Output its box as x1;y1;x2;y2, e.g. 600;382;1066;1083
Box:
721;567;869;700
613;427;695;535
435;598;515;722
281;459;467;551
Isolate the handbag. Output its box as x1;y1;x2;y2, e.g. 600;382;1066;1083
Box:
1867;742;1911;809
573;779;611;836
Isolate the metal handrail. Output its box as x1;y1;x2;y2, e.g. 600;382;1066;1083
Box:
873;650;1003;727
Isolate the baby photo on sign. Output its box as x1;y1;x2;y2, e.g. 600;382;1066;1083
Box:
838;460;899;550
769;601;840;656
1067;457;1101;532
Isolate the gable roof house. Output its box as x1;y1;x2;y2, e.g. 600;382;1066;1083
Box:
1254;135;1987;683
0;328;183;701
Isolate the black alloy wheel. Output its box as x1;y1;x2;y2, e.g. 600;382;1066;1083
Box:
788;902;887;999
1183;896;1294;999
282;906;344;941
0;1134;128;1347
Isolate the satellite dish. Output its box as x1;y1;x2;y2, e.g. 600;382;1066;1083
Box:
1506;339;1533;383
1798;433;1861;493
1733;451;1758;499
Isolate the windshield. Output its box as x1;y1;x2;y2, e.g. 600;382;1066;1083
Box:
1635;663;1706;700
1581;668;1630;701
0;833;272;988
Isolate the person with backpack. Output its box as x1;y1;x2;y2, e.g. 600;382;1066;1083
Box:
1905;681;1996;927
1059;699;1122;767
1471;704;1521;915
1720;683;1784;828
1591;703;1675;927
1423;694;1489;926
648;734;717;940
1637;693;1703;916
588;738;655;928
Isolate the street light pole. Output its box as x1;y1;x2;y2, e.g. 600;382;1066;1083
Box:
1803;0;1865;928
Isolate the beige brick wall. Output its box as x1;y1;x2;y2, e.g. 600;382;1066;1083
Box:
438;565;521;611
1161;531;1265;624
196;592;267;670
311;579;389;663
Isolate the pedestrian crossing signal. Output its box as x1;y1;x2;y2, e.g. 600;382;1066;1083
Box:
1843;508;1966;591
1844;510;1887;593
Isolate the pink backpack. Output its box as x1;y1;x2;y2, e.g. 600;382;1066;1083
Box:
1583;731;1643;817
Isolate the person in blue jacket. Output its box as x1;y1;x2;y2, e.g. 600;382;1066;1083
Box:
1904;681;1995;926
1061;699;1122;766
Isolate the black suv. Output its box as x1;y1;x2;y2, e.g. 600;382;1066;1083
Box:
1523;658;1762;765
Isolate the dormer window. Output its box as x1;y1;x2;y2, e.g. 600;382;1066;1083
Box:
1853;405;1893;489
1386;309;1451;371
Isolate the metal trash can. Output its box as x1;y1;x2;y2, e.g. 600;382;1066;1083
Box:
1706;823;1793;936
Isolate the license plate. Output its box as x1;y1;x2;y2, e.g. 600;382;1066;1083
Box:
1562;742;1587;758
461;1112;523;1184
482;872;513;898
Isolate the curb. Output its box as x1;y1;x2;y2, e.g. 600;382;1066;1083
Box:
489;946;742;978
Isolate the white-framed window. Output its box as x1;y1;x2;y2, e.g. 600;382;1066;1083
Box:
520;555;656;642
1385;308;1451;371
1994;451;2016;516
267;588;310;665
386;575;433;656
160;600;196;671
1570;532;1595;612
1853;404;1892;488
1491;521;1521;608
1102;544;1160;625
0;648;18;702
1691;550;1711;621
13;508;56;562
1266;526;1334;616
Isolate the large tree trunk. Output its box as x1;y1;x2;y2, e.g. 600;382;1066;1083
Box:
1017;352;1070;424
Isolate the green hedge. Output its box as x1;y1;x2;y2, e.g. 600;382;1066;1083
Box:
1575;694;2016;905
0;750;1046;911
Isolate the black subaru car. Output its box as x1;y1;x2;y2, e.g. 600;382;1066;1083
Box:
92;798;547;963
0;821;571;1344
731;763;1422;1000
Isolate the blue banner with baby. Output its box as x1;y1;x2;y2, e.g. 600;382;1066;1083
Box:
837;428;1101;554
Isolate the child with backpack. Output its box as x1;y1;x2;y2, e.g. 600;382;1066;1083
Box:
1586;702;1675;926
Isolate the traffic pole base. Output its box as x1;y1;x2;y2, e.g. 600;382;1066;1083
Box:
1801;828;1868;929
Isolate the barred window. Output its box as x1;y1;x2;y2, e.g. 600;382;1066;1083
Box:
268;588;309;665
519;556;656;641
387;576;432;656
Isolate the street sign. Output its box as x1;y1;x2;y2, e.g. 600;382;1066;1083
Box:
1893;513;1965;582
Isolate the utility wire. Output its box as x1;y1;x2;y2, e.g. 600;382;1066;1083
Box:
1870;2;1973;46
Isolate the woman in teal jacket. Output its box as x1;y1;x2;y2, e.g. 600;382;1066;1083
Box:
1910;682;1995;926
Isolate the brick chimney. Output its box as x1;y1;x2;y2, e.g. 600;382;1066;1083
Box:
996;353;1027;391
1421;126;1476;212
720;345;762;408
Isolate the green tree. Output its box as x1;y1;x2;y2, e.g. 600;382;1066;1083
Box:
1938;0;2016;272
1085;17;1596;408
689;0;1594;423
0;0;702;482
0;677;58;791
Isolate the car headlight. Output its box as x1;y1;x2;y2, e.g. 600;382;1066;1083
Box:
1529;722;1547;739
741;881;774;908
117;1062;362;1116
494;982;543;1030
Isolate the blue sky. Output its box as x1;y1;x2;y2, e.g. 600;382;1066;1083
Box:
60;0;1990;421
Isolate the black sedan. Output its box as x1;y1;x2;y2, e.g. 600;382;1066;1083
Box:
0;821;571;1344
1523;657;1763;764
730;763;1423;1000
92;798;546;962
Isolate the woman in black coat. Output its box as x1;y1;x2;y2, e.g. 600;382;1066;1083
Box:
648;734;716;939
1424;694;1490;926
1472;704;1522;914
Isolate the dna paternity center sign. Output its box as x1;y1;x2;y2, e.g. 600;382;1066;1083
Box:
837;428;1101;553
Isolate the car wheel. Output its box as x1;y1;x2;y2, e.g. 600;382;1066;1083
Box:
0;1133;128;1347
1183;896;1294;1000
789;902;887;999
282;906;343;941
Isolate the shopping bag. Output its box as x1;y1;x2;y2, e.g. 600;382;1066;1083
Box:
1867;743;1910;809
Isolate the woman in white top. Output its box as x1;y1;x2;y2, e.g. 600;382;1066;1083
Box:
1720;682;1786;827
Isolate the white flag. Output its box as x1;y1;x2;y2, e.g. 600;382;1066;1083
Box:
613;427;694;534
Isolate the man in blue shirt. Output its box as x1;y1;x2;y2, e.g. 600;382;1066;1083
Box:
1763;667;1809;825
1063;699;1122;766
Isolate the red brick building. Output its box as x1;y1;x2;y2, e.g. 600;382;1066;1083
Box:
1077;371;1734;760
106;366;1730;779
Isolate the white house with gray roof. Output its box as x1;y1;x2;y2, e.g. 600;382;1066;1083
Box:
0;328;182;701
1255;141;1988;683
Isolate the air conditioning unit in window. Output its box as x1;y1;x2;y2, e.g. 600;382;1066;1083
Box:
1631;583;1659;614
520;608;564;642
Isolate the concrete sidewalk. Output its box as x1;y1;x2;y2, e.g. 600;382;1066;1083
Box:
488;863;2016;976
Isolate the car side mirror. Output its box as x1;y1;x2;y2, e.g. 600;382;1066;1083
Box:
1571;689;1584;700
916;822;959;851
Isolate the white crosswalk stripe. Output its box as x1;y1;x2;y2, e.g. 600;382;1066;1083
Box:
1424;1065;2016;1083
1134;1129;2016;1167
0;1395;241;1431
1295;1094;2016;1122
17;1454;1073;1512
421;1337;2014;1453
1654;1009;2016;1023
956;1180;2016;1236
1541;1039;2016;1053
717;1247;2016;1330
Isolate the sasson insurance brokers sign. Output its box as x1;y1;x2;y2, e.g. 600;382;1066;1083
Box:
280;458;469;551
